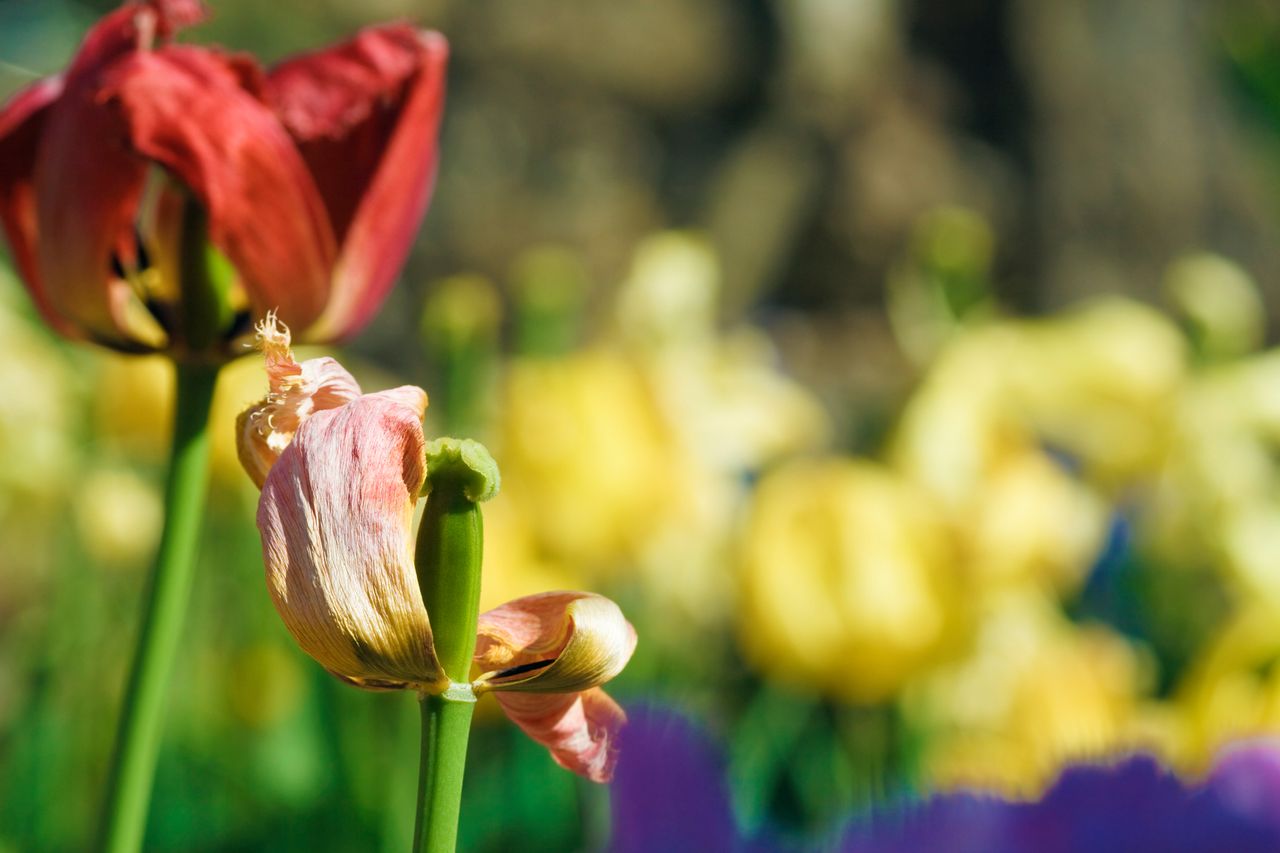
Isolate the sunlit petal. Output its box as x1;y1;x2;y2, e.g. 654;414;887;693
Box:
258;391;444;691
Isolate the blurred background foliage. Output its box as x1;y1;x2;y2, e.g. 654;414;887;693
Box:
5;0;1280;850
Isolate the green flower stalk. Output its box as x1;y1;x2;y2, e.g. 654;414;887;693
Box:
236;324;637;850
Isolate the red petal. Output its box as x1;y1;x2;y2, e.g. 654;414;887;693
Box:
268;26;448;340
104;46;339;332
18;1;207;348
0;76;73;336
495;688;628;783
32;3;165;348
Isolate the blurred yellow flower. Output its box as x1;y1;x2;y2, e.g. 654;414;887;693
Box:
1146;351;1280;604
496;230;828;610
0;273;80;584
738;458;961;704
73;468;163;570
477;490;582;613
908;589;1148;795
1003;298;1187;485
896;297;1186;496
497;349;676;572
893;325;1108;592
1175;602;1280;773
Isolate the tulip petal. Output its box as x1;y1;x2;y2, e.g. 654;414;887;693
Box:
2;2;208;348
258;391;444;691
31;3;178;349
475;591;638;694
103;46;339;332
493;688;628;783
236;314;366;488
0;76;70;335
268;26;448;340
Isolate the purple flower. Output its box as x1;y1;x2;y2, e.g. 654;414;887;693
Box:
610;705;1280;853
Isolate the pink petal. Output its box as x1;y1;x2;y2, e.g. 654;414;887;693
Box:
267;26;448;341
474;591;636;780
258;392;443;690
475;591;592;670
103;46;339;333
494;688;628;783
0;75;71;336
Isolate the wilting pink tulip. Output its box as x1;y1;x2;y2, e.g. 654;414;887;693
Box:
238;318;637;782
0;0;446;356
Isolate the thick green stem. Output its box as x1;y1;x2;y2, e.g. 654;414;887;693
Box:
98;363;218;853
413;689;477;853
410;438;498;852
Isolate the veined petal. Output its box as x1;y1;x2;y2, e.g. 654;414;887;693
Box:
103;46;339;332
0;75;70;335
236;313;367;488
258;391;444;691
268;26;448;341
475;591;637;694
493;688;628;783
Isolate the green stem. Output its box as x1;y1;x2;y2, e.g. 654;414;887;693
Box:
410;438;498;852
98;362;218;853
413;689;477;853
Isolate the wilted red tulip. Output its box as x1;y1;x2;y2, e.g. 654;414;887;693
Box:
0;0;447;357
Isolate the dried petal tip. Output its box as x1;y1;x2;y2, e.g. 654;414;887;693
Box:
255;309;293;364
235;310;362;488
424;437;500;502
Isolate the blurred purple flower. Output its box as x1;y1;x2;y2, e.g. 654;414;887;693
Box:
610;705;775;853
854;742;1280;853
610;706;1280;853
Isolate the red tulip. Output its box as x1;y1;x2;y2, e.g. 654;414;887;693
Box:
0;0;447;356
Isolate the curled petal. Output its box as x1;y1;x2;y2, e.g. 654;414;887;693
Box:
103;45;339;332
268;26;448;340
493;688;628;783
258;392;443;691
475;591;637;694
236;314;366;488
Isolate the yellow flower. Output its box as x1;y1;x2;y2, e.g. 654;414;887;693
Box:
497;349;676;572
1174;602;1280;773
907;589;1148;795
738;458;961;704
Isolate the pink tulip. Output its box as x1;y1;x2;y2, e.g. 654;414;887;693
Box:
238;318;637;782
0;0;447;355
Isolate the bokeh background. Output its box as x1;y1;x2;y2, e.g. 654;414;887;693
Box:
4;0;1280;849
